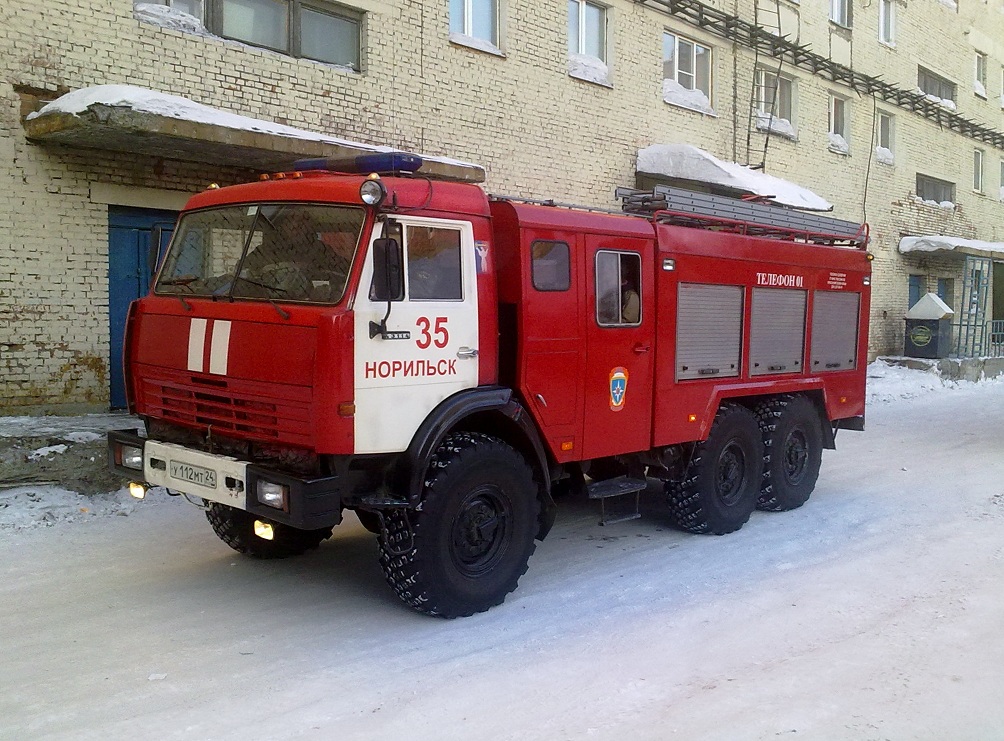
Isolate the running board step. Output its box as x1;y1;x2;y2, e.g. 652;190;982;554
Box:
588;476;647;526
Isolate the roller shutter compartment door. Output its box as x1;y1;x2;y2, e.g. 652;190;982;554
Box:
676;283;743;381
749;288;807;376
810;291;860;372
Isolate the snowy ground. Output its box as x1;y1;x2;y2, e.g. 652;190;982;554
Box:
2;361;1004;740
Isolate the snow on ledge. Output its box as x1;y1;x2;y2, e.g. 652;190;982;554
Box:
636;143;832;211
754;111;797;140
662;79;716;116
25;85;481;171
133;3;209;35
827;132;849;154
568;54;611;86
875;146;894;165
899;235;1004;256
449;32;504;57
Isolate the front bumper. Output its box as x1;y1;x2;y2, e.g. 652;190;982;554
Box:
108;429;343;530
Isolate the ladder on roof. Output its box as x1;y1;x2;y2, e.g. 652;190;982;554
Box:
617;185;869;248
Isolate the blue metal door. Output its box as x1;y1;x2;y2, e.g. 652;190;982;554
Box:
108;207;176;409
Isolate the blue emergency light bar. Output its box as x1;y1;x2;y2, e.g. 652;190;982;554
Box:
293;152;423;175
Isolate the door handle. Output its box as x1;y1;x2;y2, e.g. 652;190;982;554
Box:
633;344;651;354
457;347;479;359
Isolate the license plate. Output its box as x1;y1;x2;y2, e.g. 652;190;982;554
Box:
169;460;218;489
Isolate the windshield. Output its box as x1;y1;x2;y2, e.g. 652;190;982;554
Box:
155;203;365;304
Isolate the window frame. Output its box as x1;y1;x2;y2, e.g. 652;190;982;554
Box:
594;250;642;328
828;94;849;139
568;0;607;62
663;31;713;99
918;66;957;104
450;0;500;47
878;111;894;151
829;0;851;27
404;224;464;302
974;52;988;98
916;173;956;203
878;0;894;45
202;0;362;69
974;149;985;193
754;68;796;136
531;240;571;292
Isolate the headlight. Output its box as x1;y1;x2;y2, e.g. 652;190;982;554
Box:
256;481;289;510
120;445;143;471
360;177;386;206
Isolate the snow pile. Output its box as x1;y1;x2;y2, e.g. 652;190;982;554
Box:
827;132;849;154
27;444;68;461
974;79;987;98
133;3;209;35
755;111;797;139
0;485;172;530
915;88;957;111
636;142;832;210
662;79;716;116
866;359;954;403
26;85;481;171
568;54;610;85
875;146;894;165
899;234;1004;255
909;195;956;210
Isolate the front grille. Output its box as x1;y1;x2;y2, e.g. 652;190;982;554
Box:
138;370;312;447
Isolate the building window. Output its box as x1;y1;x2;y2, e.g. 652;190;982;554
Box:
916;173;955;203
196;0;363;69
830;0;851;26
918;66;956;104
568;0;606;61
878;0;894;44
596;251;641;326
663;32;712;98
755;69;796;137
1000;159;1004;200
828;95;849;153
149;0;204;17
908;275;923;309
531;241;570;292
937;278;954;308
974;149;984;192
975;52;988;97
450;0;498;46
876;111;894;164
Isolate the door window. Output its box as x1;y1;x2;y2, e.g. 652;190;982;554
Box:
406;225;463;300
531;240;571;291
595;251;641;326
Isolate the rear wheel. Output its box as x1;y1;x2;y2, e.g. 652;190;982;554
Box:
378;432;540;618
205;503;332;559
666;403;764;535
755;395;823;511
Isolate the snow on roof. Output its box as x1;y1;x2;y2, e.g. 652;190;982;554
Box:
636;143;833;211
26;85;481;171
899;235;1004;256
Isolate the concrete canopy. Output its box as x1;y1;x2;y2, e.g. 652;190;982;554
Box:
24;85;486;183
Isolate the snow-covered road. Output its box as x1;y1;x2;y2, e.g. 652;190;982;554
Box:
3;364;1004;740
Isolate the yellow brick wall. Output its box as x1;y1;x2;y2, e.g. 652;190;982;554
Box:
1;0;1003;409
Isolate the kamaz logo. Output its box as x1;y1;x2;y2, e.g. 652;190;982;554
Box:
756;272;805;288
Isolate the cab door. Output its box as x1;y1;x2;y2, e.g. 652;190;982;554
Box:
353;217;480;454
580;236;655;459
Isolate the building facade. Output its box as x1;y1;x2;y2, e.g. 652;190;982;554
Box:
2;0;1003;411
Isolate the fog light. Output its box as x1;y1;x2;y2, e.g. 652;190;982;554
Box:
129;482;149;500
256;481;288;510
253;520;275;540
360;176;386;206
120;445;143;471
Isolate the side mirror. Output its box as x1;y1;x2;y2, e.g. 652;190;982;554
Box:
370;237;404;302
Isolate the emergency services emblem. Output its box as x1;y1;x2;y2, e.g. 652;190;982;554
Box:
609;367;628;411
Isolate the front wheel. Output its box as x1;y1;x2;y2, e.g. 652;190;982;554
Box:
666;403;764;535
205;503;332;559
379;432;540;618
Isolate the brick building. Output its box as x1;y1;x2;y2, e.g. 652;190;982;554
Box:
2;0;1003;411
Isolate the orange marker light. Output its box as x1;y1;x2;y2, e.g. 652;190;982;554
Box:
561;441;574;451
839;396;847;403
688;414;698;423
338;403;356;417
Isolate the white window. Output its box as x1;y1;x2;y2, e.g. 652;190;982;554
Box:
137;0;205;20
755;69;795;137
568;0;606;61
876;111;894;164
830;0;851;26
663;32;712;98
974;149;984;192
450;0;498;46
199;0;363;69
1000;160;1004;200
828;95;850;153
975;53;988;97
918;66;956;104
878;0;894;44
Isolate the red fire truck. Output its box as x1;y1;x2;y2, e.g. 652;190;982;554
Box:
108;153;871;617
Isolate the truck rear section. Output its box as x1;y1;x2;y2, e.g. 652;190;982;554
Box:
110;156;871;617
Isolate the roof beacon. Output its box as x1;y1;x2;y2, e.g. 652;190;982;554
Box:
294;152;423;175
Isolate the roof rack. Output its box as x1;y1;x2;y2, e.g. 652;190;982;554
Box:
617;185;869;248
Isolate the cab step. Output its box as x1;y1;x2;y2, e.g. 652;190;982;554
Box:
587;476;647;526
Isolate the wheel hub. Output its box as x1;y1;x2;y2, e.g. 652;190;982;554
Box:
782;429;809;484
452;488;509;576
715;441;746;506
